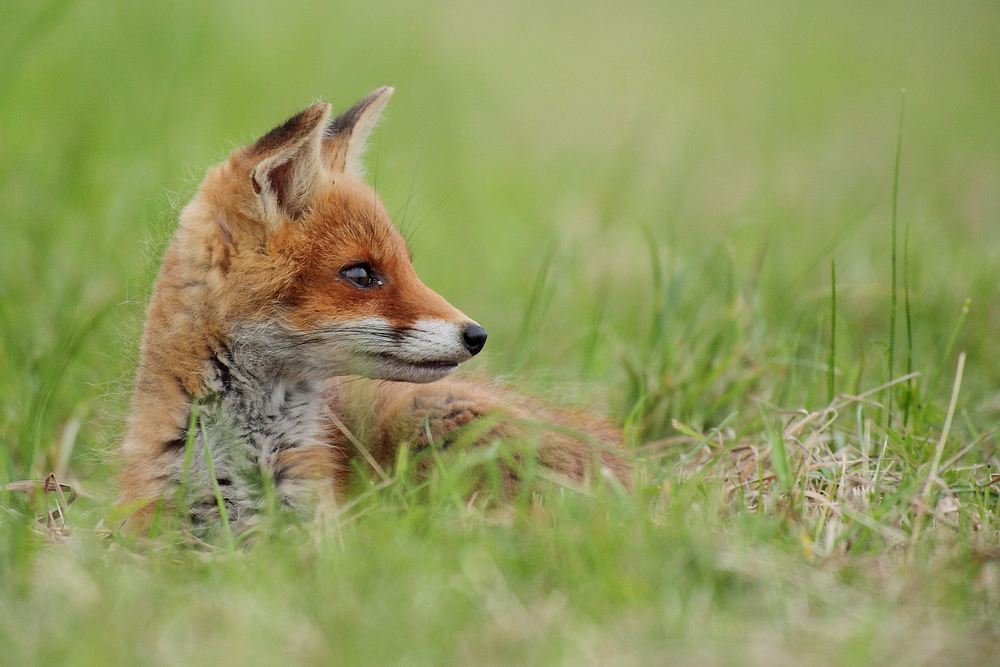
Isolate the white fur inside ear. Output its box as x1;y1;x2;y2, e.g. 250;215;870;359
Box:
253;130;328;222
344;87;394;176
251;155;288;223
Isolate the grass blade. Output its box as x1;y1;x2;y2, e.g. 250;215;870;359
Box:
200;415;234;548
828;259;836;405
175;397;200;520
903;217;914;428
885;89;906;425
928;299;970;401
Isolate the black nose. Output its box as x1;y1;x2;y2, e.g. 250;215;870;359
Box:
461;323;488;356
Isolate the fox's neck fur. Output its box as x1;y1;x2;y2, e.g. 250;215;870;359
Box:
191;339;336;526
207;325;337;478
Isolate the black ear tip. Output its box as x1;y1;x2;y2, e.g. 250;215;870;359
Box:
249;103;330;157
326;88;395;137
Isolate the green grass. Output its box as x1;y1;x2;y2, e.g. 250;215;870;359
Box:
3;0;1000;663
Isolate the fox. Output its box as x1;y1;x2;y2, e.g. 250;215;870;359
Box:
117;87;629;532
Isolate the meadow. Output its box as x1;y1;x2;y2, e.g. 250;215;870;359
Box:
2;0;1000;664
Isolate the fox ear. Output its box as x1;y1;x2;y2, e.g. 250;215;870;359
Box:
245;102;331;221
323;87;393;176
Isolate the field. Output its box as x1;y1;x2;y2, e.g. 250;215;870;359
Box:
2;0;1000;664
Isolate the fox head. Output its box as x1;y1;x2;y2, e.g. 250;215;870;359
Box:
168;88;486;384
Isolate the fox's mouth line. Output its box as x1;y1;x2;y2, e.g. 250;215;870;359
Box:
369;352;459;371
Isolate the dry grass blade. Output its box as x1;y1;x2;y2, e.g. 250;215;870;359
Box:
910;352;966;551
2;474;78;537
329;412;391;483
3;477;78;503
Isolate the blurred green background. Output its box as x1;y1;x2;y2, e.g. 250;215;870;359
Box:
2;0;999;477
2;2;1000;663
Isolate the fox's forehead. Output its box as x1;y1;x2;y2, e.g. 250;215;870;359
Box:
301;180;409;262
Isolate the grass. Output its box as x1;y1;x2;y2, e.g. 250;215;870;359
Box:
2;0;1000;663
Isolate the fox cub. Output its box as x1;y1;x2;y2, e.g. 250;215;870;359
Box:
118;87;629;531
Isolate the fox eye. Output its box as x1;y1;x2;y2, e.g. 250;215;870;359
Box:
340;263;382;289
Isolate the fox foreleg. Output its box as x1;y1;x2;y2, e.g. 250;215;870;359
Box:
356;377;631;488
